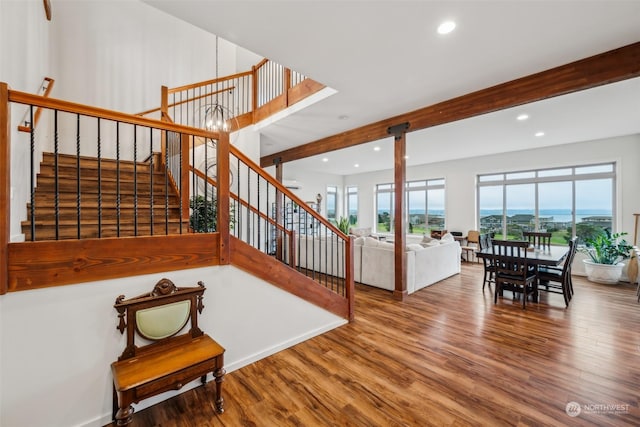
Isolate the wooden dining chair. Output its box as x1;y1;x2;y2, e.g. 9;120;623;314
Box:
537;237;577;307
479;233;495;290
461;230;481;262
523;231;552;250
490;239;537;309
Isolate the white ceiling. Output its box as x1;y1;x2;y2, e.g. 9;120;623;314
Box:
145;1;640;174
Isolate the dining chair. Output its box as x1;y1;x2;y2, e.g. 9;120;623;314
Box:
523;231;552;250
537;237;577;307
461;230;481;262
490;239;537;309
479;233;495;290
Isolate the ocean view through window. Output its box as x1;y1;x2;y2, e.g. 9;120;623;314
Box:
478;163;615;245
376;179;445;234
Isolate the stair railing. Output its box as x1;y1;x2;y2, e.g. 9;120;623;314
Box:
17;77;55;133
5;85;220;241
229;144;354;300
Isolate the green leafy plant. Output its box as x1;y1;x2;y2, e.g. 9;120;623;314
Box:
189;195;235;233
581;230;632;265
336;216;350;235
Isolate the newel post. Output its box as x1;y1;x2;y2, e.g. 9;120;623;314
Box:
160;85;168;119
0;82;11;295
180;133;190;224
217;132;231;265
284;67;291;107
251;65;258;123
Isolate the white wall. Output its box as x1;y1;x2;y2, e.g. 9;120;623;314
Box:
1;2;52;419
266;164;345;218
1;0;52;241
0;266;344;427
344;135;640;238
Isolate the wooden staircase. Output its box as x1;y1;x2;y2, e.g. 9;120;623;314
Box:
22;152;187;241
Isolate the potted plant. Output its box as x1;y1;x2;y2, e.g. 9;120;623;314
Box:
336;216;350;235
581;230;632;284
189;195;235;232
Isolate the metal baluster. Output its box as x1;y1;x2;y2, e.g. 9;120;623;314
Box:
149;128;154;236
97;117;102;238
54;110;59;240
76;113;81;239
116;122;120;237
133;125;138;236
257;175;261;251
28;106;36;241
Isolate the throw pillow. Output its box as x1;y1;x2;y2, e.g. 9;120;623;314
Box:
354;236;365;246
440;232;454;243
421;235;433;244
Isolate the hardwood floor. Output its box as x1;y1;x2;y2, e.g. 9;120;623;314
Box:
115;263;640;426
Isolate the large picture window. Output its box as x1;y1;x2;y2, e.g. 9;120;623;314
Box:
346;186;358;227
376;179;445;234
478;163;615;245
326;185;338;223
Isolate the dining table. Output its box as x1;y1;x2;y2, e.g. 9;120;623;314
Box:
476;244;570;302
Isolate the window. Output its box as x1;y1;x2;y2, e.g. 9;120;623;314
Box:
326;185;338;223
478;163;615;245
375;179;445;234
346;186;358;227
376;184;394;232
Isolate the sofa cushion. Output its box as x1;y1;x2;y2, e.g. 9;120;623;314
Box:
377;241;395;250
349;227;372;237
421;240;440;248
363;236;380;247
407;243;424;251
354;236;366;246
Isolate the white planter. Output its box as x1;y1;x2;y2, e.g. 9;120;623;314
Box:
583;259;625;284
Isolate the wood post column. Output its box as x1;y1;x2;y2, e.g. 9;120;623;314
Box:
0;82;10;295
388;123;409;301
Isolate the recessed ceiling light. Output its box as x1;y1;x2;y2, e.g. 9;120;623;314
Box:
517;114;529;121
354;163;360;168
338;115;349;120
437;21;456;35
322;157;329;162
535;131;545;137
373;146;381;151
404;155;409;159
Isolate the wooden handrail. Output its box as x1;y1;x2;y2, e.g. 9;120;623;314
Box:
17;77;54;132
9;89;220;140
137;86;236;117
168;71;252;94
254;58;269;70
229;145;348;240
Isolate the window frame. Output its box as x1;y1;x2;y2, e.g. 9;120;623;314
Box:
477;162;616;244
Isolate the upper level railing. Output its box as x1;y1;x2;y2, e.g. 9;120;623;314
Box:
138;58;321;134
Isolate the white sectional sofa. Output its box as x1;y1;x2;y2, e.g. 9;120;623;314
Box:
355;235;461;293
293;233;461;294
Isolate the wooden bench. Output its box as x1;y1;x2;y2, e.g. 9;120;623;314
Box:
111;278;225;426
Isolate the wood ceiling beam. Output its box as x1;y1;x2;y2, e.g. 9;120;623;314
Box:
260;41;640;168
